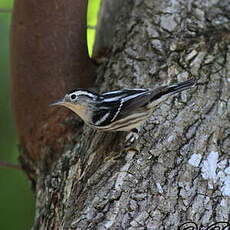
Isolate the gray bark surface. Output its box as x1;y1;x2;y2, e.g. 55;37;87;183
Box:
33;0;230;229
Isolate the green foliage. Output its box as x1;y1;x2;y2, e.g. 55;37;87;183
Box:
0;0;100;229
87;0;101;56
0;13;35;230
0;0;13;9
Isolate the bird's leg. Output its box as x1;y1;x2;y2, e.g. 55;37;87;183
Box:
125;128;140;148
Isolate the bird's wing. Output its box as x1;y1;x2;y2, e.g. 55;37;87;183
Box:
91;80;195;127
91;89;152;126
115;90;153;118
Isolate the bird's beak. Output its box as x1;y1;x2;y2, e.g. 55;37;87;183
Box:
49;99;65;107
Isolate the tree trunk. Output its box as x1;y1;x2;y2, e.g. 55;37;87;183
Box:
21;0;230;229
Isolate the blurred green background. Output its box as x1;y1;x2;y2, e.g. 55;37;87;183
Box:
0;0;100;229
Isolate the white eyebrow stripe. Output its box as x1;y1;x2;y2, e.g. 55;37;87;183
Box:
70;91;95;98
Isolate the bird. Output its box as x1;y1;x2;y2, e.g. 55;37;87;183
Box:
50;79;195;133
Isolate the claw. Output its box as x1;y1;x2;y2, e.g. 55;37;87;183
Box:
125;128;140;148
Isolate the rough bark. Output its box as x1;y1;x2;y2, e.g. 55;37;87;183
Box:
26;0;230;229
92;0;123;60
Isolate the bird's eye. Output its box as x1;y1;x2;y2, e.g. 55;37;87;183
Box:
70;94;77;100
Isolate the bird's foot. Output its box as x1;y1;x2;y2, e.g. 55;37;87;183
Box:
124;128;140;149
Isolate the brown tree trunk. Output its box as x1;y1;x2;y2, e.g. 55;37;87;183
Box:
13;0;230;229
10;0;96;171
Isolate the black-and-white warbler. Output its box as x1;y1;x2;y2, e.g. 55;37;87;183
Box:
51;79;194;132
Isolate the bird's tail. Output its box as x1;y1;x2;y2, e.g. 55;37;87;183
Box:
150;79;195;103
164;79;195;94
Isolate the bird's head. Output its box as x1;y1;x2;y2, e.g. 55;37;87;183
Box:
50;89;98;120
